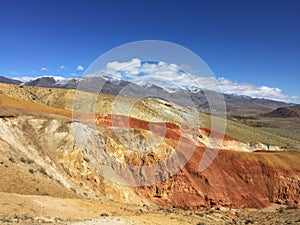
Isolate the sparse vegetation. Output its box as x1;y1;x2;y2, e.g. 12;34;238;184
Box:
8;156;15;163
38;167;48;176
245;219;254;224
197;222;206;225
20;157;34;164
83;157;90;162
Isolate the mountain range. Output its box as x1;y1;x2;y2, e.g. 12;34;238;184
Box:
0;75;295;116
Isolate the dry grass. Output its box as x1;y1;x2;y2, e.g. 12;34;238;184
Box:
0;156;76;198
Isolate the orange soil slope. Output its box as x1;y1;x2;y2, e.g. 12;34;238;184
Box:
0;94;71;117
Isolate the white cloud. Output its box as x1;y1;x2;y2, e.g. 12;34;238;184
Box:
77;65;84;71
41;67;48;71
99;58;299;104
105;58;141;76
215;77;300;103
59;65;66;69
102;58;189;88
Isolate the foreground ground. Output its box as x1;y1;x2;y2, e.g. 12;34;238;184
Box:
0;192;300;225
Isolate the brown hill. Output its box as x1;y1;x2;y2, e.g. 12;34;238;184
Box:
263;106;300;118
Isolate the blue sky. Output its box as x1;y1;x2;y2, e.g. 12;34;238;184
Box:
0;0;300;102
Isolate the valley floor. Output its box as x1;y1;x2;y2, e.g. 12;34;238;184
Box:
0;192;300;225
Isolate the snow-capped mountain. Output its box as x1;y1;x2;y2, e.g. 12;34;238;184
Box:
0;75;294;115
21;76;80;89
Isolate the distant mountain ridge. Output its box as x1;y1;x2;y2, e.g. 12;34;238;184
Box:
263;106;300;118
0;75;295;115
0;76;22;85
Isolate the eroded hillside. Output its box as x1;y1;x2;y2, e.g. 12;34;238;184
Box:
0;91;300;213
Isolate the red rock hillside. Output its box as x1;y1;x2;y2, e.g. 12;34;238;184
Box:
136;147;300;209
93;114;300;209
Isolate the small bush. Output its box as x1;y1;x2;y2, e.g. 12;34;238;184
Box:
20;157;34;164
28;169;34;174
38;168;48;176
197;222;206;225
20;157;26;163
245;219;254;224
83;157;90;162
8;157;15;163
195;212;204;217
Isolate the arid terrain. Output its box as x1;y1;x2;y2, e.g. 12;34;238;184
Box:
0;82;300;224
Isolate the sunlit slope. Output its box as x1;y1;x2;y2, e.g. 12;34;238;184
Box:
0;94;71;117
